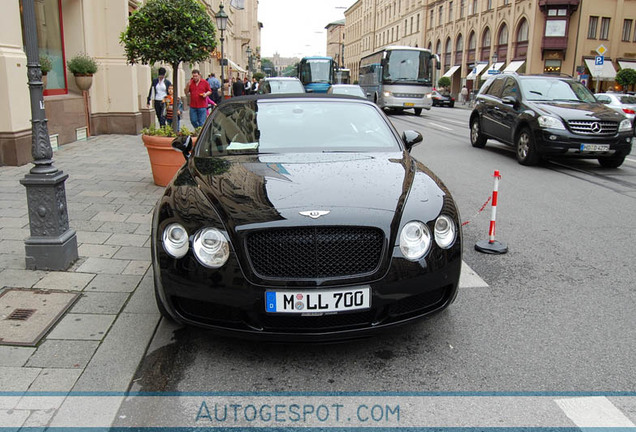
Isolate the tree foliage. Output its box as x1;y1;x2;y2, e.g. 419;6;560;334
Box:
120;0;217;130
437;76;451;89
616;68;636;90
120;0;216;67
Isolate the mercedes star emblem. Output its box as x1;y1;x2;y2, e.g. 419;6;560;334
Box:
590;122;602;133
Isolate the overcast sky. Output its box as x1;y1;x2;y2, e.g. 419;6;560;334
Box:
258;0;356;58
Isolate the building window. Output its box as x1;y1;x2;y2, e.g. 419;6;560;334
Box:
417;14;420;32
455;34;463;64
444;37;452;68
438;6;443;26
406;19;410;36
487;0;492;10
515;18;529;59
497;23;508;62
544;59;561;74
622;19;632;42
600;17;610;40
23;0;67;95
481;27;491;61
429;12;433;29
588;16;598;39
449;1;453;22
411;16;414;33
472;0;477;14
545;20;567;37
460;0;465;18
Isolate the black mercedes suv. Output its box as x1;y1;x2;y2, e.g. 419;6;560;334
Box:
469;74;633;168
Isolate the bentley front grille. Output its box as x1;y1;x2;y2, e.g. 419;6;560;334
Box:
246;227;384;279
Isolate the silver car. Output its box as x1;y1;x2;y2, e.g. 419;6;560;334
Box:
327;84;366;98
595;93;636;133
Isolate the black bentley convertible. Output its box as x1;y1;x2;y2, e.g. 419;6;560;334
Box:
151;94;462;341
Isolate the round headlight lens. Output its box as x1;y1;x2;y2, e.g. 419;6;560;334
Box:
434;215;457;249
399;221;432;261
162;223;189;258
192;228;230;268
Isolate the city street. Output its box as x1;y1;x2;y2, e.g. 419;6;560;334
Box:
123;106;636;397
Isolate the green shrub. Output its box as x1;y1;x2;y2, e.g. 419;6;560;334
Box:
39;54;52;74
141;124;199;137
437;76;451;89
67;53;98;75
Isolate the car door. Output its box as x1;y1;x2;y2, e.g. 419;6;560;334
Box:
480;77;505;137
495;77;521;144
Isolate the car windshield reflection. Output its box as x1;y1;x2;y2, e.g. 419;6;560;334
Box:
195;100;400;156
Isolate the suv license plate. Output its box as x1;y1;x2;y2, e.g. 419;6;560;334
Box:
265;287;370;314
580;144;610;152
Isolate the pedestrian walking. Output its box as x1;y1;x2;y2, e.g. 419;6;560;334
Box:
186;69;211;129
244;77;252;95
232;77;245;97
223;79;231;99
207;73;222;104
461;85;469;105
251;77;259;94
147;67;171;126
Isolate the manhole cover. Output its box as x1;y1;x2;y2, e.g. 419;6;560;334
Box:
0;288;80;346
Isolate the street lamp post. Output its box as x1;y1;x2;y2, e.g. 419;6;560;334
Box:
19;0;78;270
246;46;253;76
215;3;228;98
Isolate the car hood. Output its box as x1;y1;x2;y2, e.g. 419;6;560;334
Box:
187;152;428;229
530;101;626;121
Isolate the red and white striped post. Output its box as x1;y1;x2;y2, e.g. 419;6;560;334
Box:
475;170;508;254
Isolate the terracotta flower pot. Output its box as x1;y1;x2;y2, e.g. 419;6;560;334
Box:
142;134;195;187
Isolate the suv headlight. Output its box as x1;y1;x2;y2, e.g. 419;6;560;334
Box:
537;115;566;130
619;119;632;132
399;221;432;261
192;228;230;268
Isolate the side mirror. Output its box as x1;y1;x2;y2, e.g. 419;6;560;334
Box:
402;130;423;151
502;96;518;106
172;135;193;160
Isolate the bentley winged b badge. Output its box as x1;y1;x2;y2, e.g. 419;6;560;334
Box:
299;210;330;219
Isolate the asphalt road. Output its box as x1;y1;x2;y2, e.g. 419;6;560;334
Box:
127;105;636;395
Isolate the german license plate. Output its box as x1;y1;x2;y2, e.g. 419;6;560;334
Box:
404;102;415;107
265;287;370;314
580;144;610;151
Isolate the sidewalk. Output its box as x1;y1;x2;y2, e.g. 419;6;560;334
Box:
0;134;165;427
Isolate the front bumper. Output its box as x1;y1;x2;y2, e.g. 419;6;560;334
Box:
533;129;633;158
153;245;461;342
379;94;432;111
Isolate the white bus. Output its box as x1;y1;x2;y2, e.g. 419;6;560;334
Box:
359;46;439;116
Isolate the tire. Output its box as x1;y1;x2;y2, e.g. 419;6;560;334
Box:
515;127;540;166
598;154;626;168
449;102;455;108
414;108;422;116
470;117;487;148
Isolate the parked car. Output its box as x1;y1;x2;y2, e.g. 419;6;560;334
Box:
469;74;633;167
594;92;636;134
152;94;462;341
431;90;455;107
257;77;305;94
327;84;366;98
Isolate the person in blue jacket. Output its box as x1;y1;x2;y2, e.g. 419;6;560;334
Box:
147;67;172;126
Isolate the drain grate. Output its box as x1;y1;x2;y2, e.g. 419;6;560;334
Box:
6;308;37;321
0;288;80;346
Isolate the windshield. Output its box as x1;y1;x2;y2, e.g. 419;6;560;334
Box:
196;101;399;156
382;50;432;85
520;78;597;103
266;80;304;93
299;59;333;85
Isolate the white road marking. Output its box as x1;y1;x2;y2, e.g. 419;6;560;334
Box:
555;396;636;427
459;261;489;288
428;121;454;131
625;156;636;165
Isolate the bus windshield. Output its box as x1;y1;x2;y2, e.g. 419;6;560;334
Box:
382;50;432;86
299;59;333;85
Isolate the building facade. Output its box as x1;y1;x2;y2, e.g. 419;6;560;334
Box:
326;20;346;68
1;0;260;166
343;0;636;96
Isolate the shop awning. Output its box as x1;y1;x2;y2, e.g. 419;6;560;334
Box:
466;62;489;80
442;65;461;78
226;58;247;73
503;60;525;73
618;60;636;71
584;58;616;80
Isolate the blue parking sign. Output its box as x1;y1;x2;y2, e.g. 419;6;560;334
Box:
595;55;604;66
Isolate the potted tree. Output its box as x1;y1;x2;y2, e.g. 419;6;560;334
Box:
139;124;200;186
39;54;52;88
120;0;217;185
67;53;98;91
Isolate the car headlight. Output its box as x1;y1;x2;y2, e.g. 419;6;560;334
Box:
383;91;392;98
192;228;230;268
434;215;457;249
426;93;432;99
537;115;565;130
162;223;189;259
619;119;632;132
399;221;432;261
